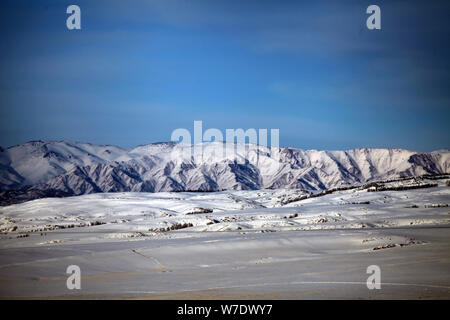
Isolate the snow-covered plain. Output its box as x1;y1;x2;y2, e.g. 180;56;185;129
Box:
0;178;449;299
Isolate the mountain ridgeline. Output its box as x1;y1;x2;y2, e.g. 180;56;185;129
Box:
0;140;448;205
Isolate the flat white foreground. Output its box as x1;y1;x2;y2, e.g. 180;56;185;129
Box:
0;180;449;299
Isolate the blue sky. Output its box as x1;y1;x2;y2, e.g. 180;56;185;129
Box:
0;0;449;151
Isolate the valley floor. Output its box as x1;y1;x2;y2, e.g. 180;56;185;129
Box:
0;179;449;299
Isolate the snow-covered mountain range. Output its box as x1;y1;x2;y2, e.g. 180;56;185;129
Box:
0;140;448;204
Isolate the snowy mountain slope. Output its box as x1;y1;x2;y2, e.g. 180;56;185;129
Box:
0;141;448;204
0;141;128;189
